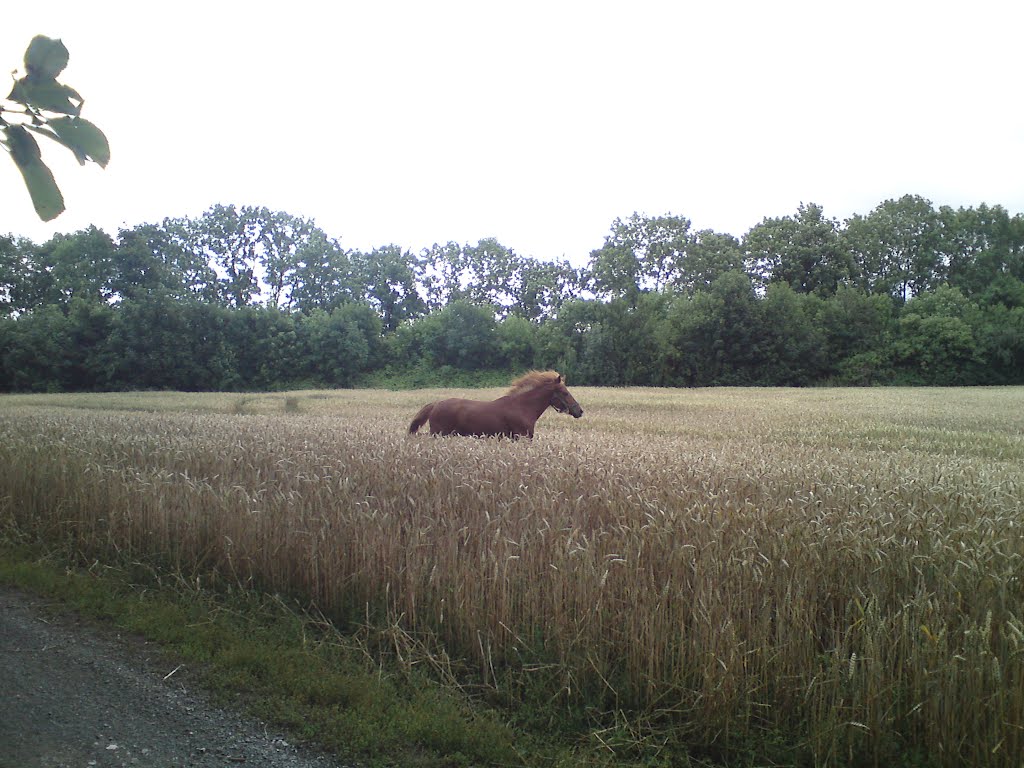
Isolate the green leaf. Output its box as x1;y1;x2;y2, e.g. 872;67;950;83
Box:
24;36;69;80
40;117;111;167
4;125;66;221
7;76;83;115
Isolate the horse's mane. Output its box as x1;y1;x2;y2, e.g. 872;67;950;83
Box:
506;370;561;395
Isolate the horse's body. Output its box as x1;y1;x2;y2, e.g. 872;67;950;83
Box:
408;370;583;438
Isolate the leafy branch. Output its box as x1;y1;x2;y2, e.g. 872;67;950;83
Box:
1;35;110;221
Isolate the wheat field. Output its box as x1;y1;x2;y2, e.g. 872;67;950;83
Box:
2;386;1022;766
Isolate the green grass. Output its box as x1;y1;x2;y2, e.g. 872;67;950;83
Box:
1;543;719;767
0;545;522;768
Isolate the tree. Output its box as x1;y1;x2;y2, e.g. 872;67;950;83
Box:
112;223;217;303
298;304;381;387
819;285;897;383
291;231;359;313
533;299;595;378
843;195;941;301
938;204;1024;297
187;204;263;308
417;300;498;370
23;227;118;310
224;307;300;389
662;271;764;386
512;256;582;321
588;240;642;305
575;294;668;386
459;238;520;310
0;297;113;391
589;213;693;303
433;300;499;370
422;238;582;319
143;218;221;302
743;203;853;295
981;275;1024;310
420;241;470;311
495;315;538;371
104;297;235;390
682;230;746;293
2;36;110;220
337;301;386;371
0;233;38;317
757;284;827;385
354;245;427;332
60;297;115;389
256;210;321;309
0;304;74;391
977;301;1024;384
893;286;984;385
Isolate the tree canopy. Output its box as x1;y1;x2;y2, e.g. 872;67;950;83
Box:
2;196;1022;392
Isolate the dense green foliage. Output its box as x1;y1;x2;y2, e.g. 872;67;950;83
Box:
2;197;1022;392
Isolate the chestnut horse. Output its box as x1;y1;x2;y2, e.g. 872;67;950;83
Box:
408;370;583;438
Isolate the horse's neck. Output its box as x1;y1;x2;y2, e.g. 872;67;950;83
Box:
511;385;552;420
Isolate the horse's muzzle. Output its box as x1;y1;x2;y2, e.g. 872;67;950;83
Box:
570;404;583;418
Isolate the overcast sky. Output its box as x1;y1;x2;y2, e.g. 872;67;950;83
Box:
3;1;1022;265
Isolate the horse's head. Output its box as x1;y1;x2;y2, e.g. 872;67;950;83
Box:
548;374;584;418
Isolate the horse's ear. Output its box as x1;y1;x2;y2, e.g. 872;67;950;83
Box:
557;374;562;383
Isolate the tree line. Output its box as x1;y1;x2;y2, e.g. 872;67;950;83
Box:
2;195;1022;392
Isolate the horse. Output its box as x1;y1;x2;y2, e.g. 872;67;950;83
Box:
408;370;583;438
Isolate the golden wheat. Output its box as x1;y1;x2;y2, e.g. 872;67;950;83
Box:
1;387;1022;765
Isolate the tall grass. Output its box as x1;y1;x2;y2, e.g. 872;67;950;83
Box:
2;387;1022;765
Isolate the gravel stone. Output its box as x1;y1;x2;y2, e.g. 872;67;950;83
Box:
0;587;351;768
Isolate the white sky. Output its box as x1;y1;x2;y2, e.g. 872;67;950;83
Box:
2;1;1023;266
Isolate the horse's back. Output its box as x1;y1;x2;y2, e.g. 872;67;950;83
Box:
429;396;520;437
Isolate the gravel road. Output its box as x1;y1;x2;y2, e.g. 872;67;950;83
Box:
0;587;348;768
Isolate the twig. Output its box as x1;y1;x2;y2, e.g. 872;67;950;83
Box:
163;664;184;681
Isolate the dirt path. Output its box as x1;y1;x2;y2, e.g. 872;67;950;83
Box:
0;587;348;768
